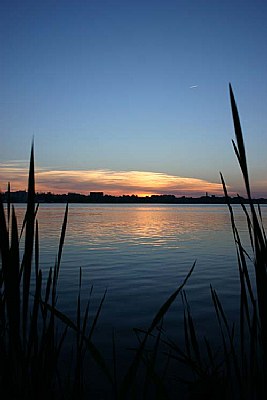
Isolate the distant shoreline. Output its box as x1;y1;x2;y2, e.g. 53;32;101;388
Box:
2;191;267;205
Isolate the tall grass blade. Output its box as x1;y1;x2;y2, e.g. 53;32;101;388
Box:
28;270;42;356
7;182;10;233
35;220;39;286
56;203;68;279
229;83;250;200
88;288;107;341
0;193;9;271
22;142;35;343
239;198;254;252
7;206;20;347
257;204;267;246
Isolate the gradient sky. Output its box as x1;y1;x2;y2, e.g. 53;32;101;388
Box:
1;0;267;197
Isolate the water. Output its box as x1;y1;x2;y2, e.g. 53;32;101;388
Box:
13;203;264;394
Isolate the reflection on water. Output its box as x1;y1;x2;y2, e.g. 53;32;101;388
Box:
13;204;266;365
34;204;234;247
15;204;236;254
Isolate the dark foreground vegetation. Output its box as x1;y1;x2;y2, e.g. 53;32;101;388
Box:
1;85;267;399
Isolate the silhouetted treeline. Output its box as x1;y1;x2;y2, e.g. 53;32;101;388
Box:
2;190;267;204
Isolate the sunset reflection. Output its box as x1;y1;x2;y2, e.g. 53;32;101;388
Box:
12;205;233;253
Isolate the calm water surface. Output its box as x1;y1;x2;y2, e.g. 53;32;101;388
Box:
14;204;265;368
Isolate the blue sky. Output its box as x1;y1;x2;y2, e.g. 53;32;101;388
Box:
1;0;267;196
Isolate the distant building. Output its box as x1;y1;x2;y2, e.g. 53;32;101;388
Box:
89;192;104;200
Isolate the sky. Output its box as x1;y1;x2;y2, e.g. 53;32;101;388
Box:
1;0;267;197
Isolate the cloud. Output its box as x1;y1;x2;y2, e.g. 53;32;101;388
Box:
189;85;198;89
37;169;223;196
0;162;223;197
0;162;29;191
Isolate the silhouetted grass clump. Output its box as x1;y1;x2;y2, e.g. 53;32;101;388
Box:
1;85;267;399
0;146;113;399
160;85;267;399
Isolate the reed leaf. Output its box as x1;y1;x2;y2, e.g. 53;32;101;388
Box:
229;83;250;200
56;203;68;279
7;182;10;233
7;206;21;347
88;288;107;342
22;142;35;343
0;193;9;272
28;270;42;357
35;220;39;286
257;204;267;246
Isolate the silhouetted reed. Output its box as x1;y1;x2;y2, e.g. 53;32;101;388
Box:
157;85;267;399
0;145;112;399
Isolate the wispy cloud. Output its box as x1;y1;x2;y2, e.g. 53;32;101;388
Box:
0;162;223;197
189;85;198;89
